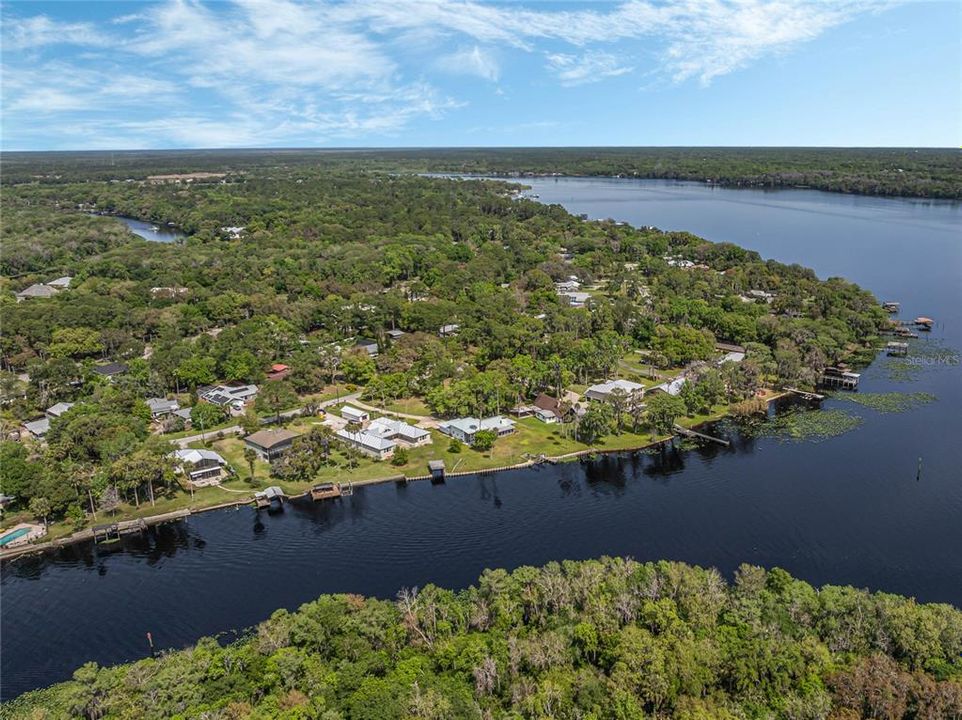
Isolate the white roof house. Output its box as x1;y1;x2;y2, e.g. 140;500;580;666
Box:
585;379;645;403
367;417;431;445
439;324;460;337
649;377;687;396
171;448;229;485
200;384;258;413
172;448;227;466
341;406;369;424
719;351;746;364
48;276;73;289
45;402;75;418
559;291;591;308
336;428;395;459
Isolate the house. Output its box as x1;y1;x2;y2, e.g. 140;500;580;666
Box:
199;384;258;414
367;417;432;447
648;377;687;397
146;397;180;418
341;406;369;424
266;364;290;381
15;283;58;302
171;448;229;486
386;329;406;340
747;289;776;303
439;324;460;337
439;416;516;445
22;417;50;439
150;286;189;299
48;276;73;289
336;428;395;460
91;362;128;379
715;342;747;364
585;379;645;405
555;279;581;293
532;394;566;423
559;291;591;308
244;428;300;461
45;402;75;419
354;338;379;357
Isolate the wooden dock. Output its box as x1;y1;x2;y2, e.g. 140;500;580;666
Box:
254;486;285;509
673;424;730;447
886;342;909;357
784;387;825;401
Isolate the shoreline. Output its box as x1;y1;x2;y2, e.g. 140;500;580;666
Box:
2;401;782;563
431;172;962;202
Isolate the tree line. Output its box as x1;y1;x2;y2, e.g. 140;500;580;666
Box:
5;557;960;717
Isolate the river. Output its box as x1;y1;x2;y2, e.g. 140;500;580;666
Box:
2;179;959;701
113;215;186;243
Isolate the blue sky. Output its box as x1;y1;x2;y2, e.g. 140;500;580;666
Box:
1;0;959;150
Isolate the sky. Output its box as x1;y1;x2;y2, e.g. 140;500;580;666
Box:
1;0;959;150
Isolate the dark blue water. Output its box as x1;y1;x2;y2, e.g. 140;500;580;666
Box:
3;179;960;701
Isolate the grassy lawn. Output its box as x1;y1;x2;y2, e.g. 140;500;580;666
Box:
383;397;432;416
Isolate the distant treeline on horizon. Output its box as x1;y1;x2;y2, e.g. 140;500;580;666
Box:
3;146;960;199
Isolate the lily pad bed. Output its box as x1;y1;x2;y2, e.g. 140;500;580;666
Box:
834;392;937;413
734;408;863;443
881;339;959;382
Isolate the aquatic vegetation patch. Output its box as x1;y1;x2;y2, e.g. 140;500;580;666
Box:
835;392;937;413
881;339;959;382
737;408;863;442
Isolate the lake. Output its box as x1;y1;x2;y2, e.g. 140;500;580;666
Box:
3;179;960;701
113;215;186;243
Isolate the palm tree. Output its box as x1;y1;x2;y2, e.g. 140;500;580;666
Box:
243;447;258;480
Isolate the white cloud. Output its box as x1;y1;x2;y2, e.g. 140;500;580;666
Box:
0;14;109;50
545;52;633;86
435;46;500;81
0;0;891;148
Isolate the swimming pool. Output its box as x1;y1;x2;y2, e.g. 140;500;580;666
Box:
0;527;32;547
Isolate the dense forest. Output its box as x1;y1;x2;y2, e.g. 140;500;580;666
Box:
0;156;890;527
4;558;961;718
3;147;960;199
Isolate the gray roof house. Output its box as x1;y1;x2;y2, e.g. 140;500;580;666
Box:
336;428;396;460
244;428;299;461
23;417;51;439
439;416;516;445
354;338;379;357
585;379;645;404
91;362;129;379
45;402;75;419
15;284;58;302
147;397;181;418
367;417;432;446
48;276;73;289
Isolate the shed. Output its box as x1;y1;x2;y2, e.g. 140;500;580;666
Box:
341;406;369;424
